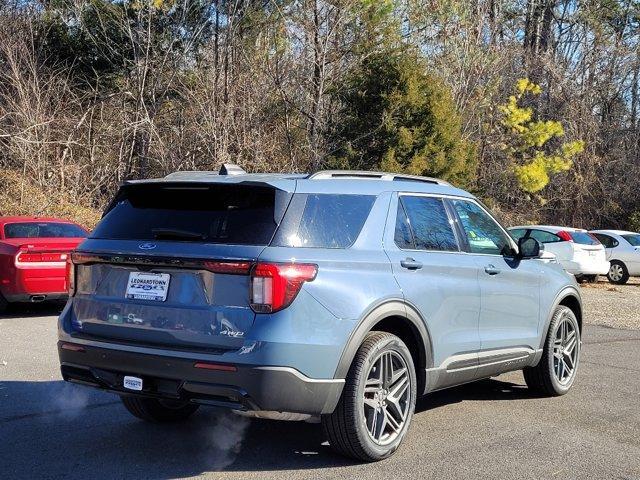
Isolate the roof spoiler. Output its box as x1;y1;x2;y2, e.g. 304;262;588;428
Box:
219;163;246;175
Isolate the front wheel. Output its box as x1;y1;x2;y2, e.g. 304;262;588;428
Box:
120;396;199;422
322;331;417;462
523;306;581;396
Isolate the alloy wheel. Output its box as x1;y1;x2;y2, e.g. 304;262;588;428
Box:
552;315;579;385
362;350;411;446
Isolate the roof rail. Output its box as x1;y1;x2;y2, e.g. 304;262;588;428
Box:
308;170;450;186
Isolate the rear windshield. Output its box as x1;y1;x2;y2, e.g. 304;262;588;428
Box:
622;234;640;247
570;231;600;245
272;194;375;248
92;184;283;245
4;222;87;239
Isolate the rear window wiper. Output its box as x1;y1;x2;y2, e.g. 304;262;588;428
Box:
152;228;206;241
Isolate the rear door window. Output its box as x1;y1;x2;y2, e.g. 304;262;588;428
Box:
92;184;284;245
395;196;458;251
528;229;562;244
509;228;528;240
4;222;87;239
622;234;640;247
272;194;375;248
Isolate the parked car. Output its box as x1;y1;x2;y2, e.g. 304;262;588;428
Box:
0;216;88;312
58;167;583;461
589;230;640;284
508;225;609;282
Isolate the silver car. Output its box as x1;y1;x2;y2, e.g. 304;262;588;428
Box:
58;167;583;461
590;230;640;284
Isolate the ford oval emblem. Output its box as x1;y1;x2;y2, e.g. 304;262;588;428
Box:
138;243;157;250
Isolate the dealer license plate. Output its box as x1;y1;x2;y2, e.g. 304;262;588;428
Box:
125;272;171;302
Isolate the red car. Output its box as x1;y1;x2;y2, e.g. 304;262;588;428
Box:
0;216;88;312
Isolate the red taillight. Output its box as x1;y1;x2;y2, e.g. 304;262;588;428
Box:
66;254;75;295
16;252;43;262
557;231;573;242
250;262;318;313
16;251;68;265
203;261;251;275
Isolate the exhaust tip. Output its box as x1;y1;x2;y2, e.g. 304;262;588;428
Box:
30;295;46;302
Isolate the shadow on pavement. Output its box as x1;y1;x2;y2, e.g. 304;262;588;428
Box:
416;377;538;413
0;377;536;479
0;301;65;319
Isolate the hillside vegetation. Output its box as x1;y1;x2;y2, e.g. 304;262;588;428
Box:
0;1;638;229
0;170;101;229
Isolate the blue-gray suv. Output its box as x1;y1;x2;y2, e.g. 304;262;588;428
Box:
58;166;583;461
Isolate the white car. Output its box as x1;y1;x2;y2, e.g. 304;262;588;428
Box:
509;225;610;281
589;230;640;284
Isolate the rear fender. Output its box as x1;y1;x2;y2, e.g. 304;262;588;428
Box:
333;299;433;394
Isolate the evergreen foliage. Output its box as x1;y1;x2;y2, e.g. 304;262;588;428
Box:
330;50;476;187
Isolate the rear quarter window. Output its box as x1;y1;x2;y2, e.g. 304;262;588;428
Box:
272;194;375;248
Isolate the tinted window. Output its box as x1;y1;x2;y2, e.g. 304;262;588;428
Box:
529;229;562;244
622;234;640;247
394;203;414;249
273;194;375;248
593;233;619;248
395;196;458;251
509;228;527;240
4;222;87;239
92;184;281;245
451;200;513;256
570;231;599;245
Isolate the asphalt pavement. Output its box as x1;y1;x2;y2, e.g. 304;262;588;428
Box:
1;303;639;480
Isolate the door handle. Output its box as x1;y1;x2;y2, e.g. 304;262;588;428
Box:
484;264;501;275
401;258;423;270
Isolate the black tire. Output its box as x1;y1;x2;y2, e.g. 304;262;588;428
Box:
0;292;7;313
322;331;417;462
607;260;629;285
120;396;199;422
523;306;580;396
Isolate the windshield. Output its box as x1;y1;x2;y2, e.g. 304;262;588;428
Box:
622;234;640;247
92;183;284;245
4;222;87;239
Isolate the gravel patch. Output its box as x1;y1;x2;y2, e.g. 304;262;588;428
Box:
580;277;640;330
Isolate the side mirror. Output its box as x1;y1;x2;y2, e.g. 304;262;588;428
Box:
518;237;543;259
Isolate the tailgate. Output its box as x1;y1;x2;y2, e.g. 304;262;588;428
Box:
70;247;261;351
67;181;291;351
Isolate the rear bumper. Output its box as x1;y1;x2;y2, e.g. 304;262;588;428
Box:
4;292;67;303
1;267;67;300
562;259;610;276
58;341;344;415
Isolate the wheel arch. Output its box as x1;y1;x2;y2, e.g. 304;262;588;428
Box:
539;286;583;350
334;299;433;395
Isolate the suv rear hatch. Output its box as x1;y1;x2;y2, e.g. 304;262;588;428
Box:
69;181;291;352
